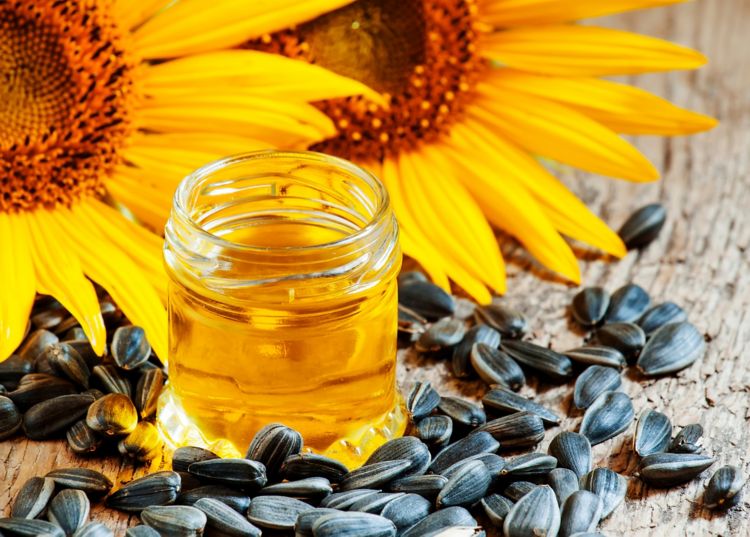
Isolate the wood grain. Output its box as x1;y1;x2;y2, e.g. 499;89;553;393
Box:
2;1;748;535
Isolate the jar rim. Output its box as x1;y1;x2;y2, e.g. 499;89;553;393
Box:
172;149;391;254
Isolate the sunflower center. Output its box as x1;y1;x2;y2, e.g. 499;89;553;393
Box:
252;0;483;161
0;1;136;211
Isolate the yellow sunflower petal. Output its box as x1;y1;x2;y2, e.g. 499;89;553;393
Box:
128;132;271;158
440;139;581;284
399;149;506;294
479;0;685;27
135;0;355;59
481;25;706;76
23;209;106;355
109;175;172;232
52;206;168;362
141;50;385;105
484;70;717;134
451;118;627;257
113;0;171;30
474;85;659;181
0;213;36;359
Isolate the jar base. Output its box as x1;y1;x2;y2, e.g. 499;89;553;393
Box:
156;386;408;468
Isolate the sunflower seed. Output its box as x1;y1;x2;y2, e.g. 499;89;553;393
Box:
501;340;573;380
580;391;634;446
8;376;77;410
564;345;627;369
580;468;627;519
92;365;132;398
340;460;411;491
501;453;558;480
389;475;447;500
637;301;687;335
634;409;672;457
415;415;453;451
475;302;528;339
406;381;441;420
347;492;404;514
559;490;602;537
60;326;85;344
417;318;466;352
452;326;501;379
618;203;666;250
85;393;137;437
0;355;34;390
82;388;105;400
592;322;645;361
380;494;432;529
399;271;428;286
177;485;251;514
548;432;592;479
66;341;101;370
44;343;90;389
135;368;164;420
47;468;113;497
398;305;428;336
125;525;160;537
246;496;314;530
547;468;579;507
482;387;561;426
189;459;267;489
111;326;151;370
480;494;514;527
295;508;340;537
106;471;180;511
193;497;261;536
572;287;610;327
47;489;90;535
438;397;486;429
442;453;506;481
502;481;536;502
281;453;349;483
470;343;525;390
436;460;491;508
637;453;715;487
18;329;59;361
118;421;163;461
261;477;332;499
704;465;745;510
573;366;622;410
366;436;431;478
428;432;499;475
0;395;21;439
312;512;397;537
399;281;456;320
11;477;55;519
637;322;705;376
0;518;65;537
503;485;560;537
669;424;703;454
141;505;207;536
606;284;650;323
66;420;102;455
400;506;476;537
23;393;95;440
32;305;67;331
73;522;114;537
320;489;380;510
477;411;545;449
172;446;220;473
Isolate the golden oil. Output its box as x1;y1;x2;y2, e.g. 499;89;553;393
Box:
159;151;405;467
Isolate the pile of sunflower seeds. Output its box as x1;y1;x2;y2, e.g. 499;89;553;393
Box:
0;295;166;461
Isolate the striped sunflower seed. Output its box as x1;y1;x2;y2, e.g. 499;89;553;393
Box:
437;397;486;429
633;409;672;457
477;411;545;449
188;459;267;490
281;453;349;483
704;465;745;510
637;453;715;487
617;202;666;250
23;393;95;440
172;446;219;473
573;366;622;410
593;322;645;361
141;505;207;536
406;381;441;420
580;468;627;519
637;322;705;376
436;460;491;508
668;424;703;454
0;518;65;537
480;494;514;527
8;376;76;410
245;423;303;481
85;393;137;437
400;506;476;537
118;421;163;461
470;343;525;391
18;329;59;361
193;497;261;536
320;489;380;510
500;453;558;480
415;415;453;451
0;395;21;440
47;468;113;497
379;493;432;530
442;453;505;485
417;318;466;353
398;281;455;320
177;485;251;514
311;512;397;537
340;460;411;491
0;355;34;391
92;365;132;398
606;283;650;323
389;475;447;501
111;326;151;370
44;343;90;389
135;368;164;420
261;477;332;499
295;508;340;537
503;481;536;502
452;325;501;379
365;436;431;477
67;420;102;455
547;468;579;507
47;489;90;536
563;346;626;370
501;340;573;381
503;485;560;537
348;492;405;514
559;490;602;537
106;471;180;511
571;287;610;327
475;302;528;339
11;477;55;519
428;432;499;475
482;387;561;426
246;495;314;530
580;391;634;446
548;432;592;479
637;301;687;335
398;305;428;336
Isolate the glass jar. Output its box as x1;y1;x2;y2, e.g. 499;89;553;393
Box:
159;150;405;465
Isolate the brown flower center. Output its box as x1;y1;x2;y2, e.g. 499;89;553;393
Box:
0;0;136;211
252;0;483;162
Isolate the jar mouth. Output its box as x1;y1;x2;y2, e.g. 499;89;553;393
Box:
173;150;391;254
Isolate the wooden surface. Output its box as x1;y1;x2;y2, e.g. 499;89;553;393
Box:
2;1;749;535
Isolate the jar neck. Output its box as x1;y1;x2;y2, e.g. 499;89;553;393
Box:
164;151;401;303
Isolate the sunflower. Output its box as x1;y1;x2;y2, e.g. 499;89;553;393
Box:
0;0;385;360
251;0;717;303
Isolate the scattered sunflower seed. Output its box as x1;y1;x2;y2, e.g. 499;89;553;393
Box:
415;415;453;451
47;489;90;535
246;495;314;530
501;453;558;480
580;391;634;446
389;475;447;501
503;481;536;502
365;436;431;477
436;460;492;508
135;368;164;420
482;387;561;426
573;366;622;410
547;468;580;507
172;446;219;473
11;477;56;519
0;395;22;440
399;281;456;320
125;526;160;537
106;471;181;511
91;365;132;398
704;465;745;510
340;459;411;491
0;517;65;537
245;423;303;481
634;409;672;457
475;302;528;338
637;453;715;487
592;323;645;361
73;522;115;537
637;301;687;335
438;397;486;429
141;505;207;536
295;508;340;537
193;497;261;536
400;506;476;537
118;421;163;461
470;343;525;391
188;458;267;490
572;287;610;327
637;322;705;376
548;432;592;479
559;490;603;537
67;420;102;455
111;326;151;370
320;489;380;510
406;381;441;420
260;477;332;499
311;511;397;537
480;494;514;527
428;432;499;475
503;485;560;537
44;343;90;389
417;317;466;352
452;325;501;379
669;424;704;454
617;203;666;250
606;284;650;323
23;393;95;440
380;493;432;530
580;468;627;519
501;340;574;381
281;453;349;483
477;411;545;449
564;346;627;369
348;492;404;514
85;393;137;437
